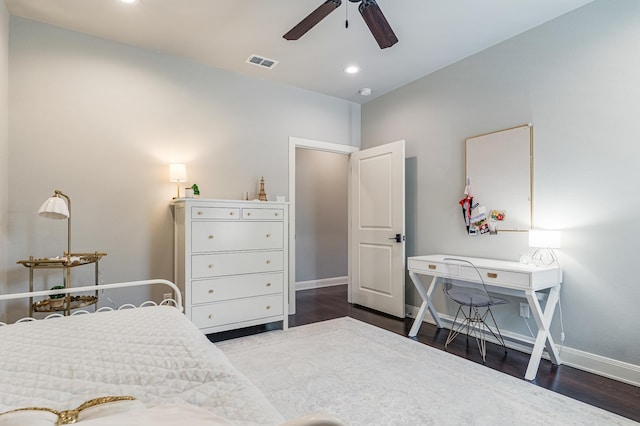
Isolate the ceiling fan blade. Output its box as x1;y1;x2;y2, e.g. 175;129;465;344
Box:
358;0;398;49
283;0;342;41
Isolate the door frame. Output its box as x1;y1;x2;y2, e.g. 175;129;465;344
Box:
288;136;359;314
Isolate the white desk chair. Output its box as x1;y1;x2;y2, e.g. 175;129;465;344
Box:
442;257;508;363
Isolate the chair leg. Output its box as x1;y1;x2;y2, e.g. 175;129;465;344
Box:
485;306;508;354
470;307;487;363
445;304;507;362
446;305;486;362
445;305;466;348
466;304;473;343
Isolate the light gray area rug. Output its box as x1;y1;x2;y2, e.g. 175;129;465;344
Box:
217;317;636;426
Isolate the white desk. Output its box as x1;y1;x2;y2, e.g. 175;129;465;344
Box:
407;254;562;381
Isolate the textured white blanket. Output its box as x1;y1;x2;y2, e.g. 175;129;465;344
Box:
0;306;284;426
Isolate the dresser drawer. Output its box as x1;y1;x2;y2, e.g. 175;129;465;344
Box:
191;294;283;329
191;221;283;253
242;208;284;220
191;206;240;220
191;272;283;304
192;251;283;278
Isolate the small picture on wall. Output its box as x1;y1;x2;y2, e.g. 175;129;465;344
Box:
490;210;506;221
469;205;489;235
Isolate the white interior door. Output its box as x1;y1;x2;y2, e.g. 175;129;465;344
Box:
350;140;405;318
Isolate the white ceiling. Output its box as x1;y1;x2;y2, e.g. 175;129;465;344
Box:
4;0;594;104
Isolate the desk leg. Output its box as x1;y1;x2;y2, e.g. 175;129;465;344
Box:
408;272;443;337
524;286;561;381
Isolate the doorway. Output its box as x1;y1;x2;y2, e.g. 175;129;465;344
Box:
288;137;358;314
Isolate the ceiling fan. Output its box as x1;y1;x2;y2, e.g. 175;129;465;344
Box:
283;0;398;49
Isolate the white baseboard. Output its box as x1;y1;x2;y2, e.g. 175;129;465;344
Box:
559;346;640;387
405;304;640;387
296;276;348;291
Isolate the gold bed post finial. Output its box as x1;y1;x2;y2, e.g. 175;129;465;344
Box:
258;176;267;201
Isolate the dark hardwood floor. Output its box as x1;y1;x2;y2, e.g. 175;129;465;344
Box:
209;285;640;423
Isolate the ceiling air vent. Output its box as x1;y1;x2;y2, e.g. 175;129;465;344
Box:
246;54;279;69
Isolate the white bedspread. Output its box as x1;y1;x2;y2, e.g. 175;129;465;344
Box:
0;306;284;425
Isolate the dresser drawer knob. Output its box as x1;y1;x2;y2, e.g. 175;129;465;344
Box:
487;272;498;279
208;314;213;319
229;211;234;216
266;282;271;287
247;212;252;216
208;289;214;294
208;264;214;269
266;260;271;264
208;235;214;239
266;305;271;310
266;233;271;238
197;211;203;215
428;264;436;270
274;212;279;217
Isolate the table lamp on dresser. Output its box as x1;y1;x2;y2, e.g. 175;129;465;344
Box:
169;163;187;199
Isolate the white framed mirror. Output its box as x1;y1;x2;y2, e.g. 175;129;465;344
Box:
465;124;532;232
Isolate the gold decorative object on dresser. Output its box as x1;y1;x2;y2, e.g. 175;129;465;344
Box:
172;199;288;333
16;252;107;316
258;176;267;201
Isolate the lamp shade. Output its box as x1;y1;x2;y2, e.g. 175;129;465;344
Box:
528;230;561;249
169;163;187;182
37;196;69;219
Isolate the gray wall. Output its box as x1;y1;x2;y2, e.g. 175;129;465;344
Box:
362;0;639;368
6;17;359;319
0;2;8;323
295;148;348;283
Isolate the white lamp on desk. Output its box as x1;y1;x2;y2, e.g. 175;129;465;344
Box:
528;230;561;267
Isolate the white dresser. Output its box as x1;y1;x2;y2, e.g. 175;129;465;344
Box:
172;199;289;334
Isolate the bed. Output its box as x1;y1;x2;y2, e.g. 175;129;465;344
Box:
0;280;343;426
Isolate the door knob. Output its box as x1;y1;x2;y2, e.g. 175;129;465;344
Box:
388;234;405;243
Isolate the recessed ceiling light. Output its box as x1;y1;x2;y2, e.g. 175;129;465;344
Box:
345;66;359;74
121;0;137;3
358;88;372;96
